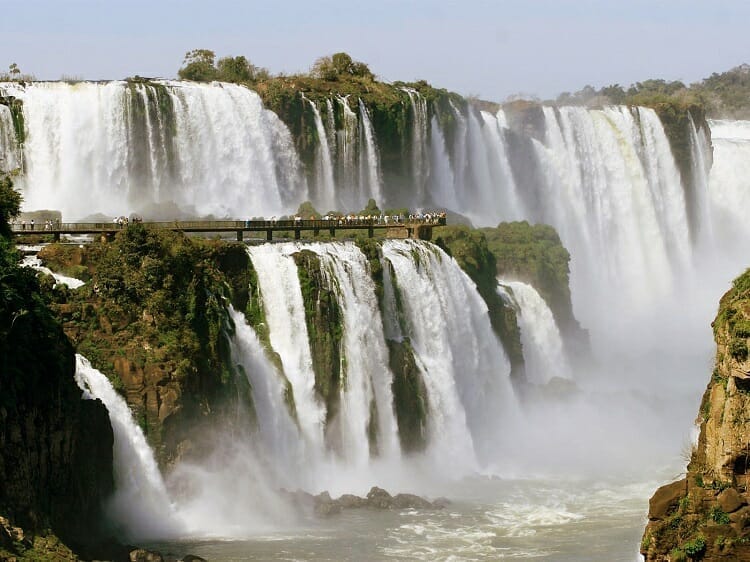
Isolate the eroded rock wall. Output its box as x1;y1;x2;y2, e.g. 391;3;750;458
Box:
642;268;750;561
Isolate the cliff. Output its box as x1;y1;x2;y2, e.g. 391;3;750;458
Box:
40;226;255;470
642;268;750;561
0;238;115;558
435;222;587;380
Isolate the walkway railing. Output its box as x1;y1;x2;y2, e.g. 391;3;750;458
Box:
10;215;447;241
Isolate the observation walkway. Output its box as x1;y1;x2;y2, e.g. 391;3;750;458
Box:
10;216;446;242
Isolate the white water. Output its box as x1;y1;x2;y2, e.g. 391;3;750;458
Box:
381;240;518;469
307;243;400;466
22;254;85;288
4;81;306;219
74;355;183;540
302;95;336;212
358;99;383;206
245;243;326;453
0;103;19;172
708;119;750;247
497;280;571;384
403;88;429;202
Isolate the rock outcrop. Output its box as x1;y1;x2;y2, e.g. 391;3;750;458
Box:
642;268;750;561
40;227;255;470
281;486;448;518
0;238;115;559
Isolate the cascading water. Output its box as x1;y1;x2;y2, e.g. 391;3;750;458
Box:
402;88;429;202
497;280;571;384
358;99;383;206
6;81;306;219
708;119;750;246
529;105;690;345
245;243;326;454
335;95;360;209
308;243;401;466
22;254;85;288
0;103;19;172
381;240;518;469
687;114;713;246
74;355;183;540
302;94;336;212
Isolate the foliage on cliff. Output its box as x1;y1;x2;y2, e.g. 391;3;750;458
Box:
642;268;750;561
433;225;525;380
0;176;115;556
293;249;344;430
42;226;254;467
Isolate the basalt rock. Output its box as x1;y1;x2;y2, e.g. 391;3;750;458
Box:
0;241;115;558
281;486;447;518
642;268;750;561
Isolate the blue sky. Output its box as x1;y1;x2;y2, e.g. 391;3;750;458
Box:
0;0;747;101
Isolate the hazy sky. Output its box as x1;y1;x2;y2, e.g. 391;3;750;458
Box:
0;0;747;101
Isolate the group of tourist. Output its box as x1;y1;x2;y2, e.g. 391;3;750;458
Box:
247;211;446;227
11;218;61;231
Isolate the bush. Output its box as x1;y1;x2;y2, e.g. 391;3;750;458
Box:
710;506;731;525
683;535;706;557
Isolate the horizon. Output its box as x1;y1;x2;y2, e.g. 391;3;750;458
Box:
0;0;747;102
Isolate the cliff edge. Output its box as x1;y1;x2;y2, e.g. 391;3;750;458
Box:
642;268;750;561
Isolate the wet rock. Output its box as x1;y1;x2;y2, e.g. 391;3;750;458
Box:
337;493;367;509
182;555;208;562
366;486;394;508
130;548;164;562
392;493;434;509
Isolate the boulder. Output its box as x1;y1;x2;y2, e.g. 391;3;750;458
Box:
392;493;434;510
366;486;394;509
718;487;745;513
130;548;164;562
648;478;687;520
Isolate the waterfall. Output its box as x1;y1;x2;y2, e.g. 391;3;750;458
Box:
528;105;690;341
308;243;400;465
381;240;517;468
428;114;458;211
302;95;336;212
708;119;750;246
497;280;571;384
358;99;383;206
0;103;19;172
245;243;326;453
687;114;713;245
22;254;85;289
335;95;360;210
74;355;183;540
6;81;306;219
228;306;303;484
402;88;429;202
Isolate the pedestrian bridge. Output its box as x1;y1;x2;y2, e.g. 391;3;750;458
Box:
10;216;446;242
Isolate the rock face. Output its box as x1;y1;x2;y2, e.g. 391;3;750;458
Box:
0;246;114;558
642;268;750;561
41;228;256;470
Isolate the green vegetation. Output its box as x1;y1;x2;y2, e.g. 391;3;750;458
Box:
293;250;344;424
709;506;731;525
433;224;524;378
44;226;255;465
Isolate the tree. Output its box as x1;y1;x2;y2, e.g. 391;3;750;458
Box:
178;49;218;81
8;63;20;78
310;52;373;81
216;55;255;83
0;175;21;237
